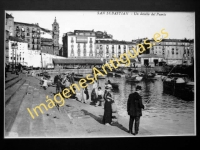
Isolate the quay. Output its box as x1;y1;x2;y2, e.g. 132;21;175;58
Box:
5;72;194;137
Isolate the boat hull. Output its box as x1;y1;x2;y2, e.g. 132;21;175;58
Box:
163;81;194;100
125;76;143;82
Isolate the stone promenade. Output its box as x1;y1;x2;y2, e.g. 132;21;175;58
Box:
5;75;195;138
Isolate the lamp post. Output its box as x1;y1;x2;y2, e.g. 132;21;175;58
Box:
11;42;18;74
41;47;44;73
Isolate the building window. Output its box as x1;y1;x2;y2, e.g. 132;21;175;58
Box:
112;45;114;53
90;38;92;43
71;37;74;43
172;48;174;55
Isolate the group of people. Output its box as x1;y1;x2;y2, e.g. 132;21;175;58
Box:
5;63;22;77
92;82;145;135
41;71;145;135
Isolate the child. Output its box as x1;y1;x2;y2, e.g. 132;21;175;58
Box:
42;77;48;90
95;87;104;107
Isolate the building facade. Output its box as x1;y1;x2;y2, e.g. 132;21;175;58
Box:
67;30;96;58
62;30;114;58
41;38;54;54
8;36;28;66
14;22;41;50
12;17;59;55
149;39;194;65
95;40;135;59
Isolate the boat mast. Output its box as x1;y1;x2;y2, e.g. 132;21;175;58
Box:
168;64;177;75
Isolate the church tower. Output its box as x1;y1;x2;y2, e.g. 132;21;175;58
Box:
52;17;59;55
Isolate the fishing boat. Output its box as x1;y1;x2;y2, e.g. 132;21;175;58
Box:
74;75;83;81
144;72;158;80
125;74;143;82
162;73;194;100
105;81;119;89
114;70;126;77
96;74;106;79
125;69;143;82
74;74;83;77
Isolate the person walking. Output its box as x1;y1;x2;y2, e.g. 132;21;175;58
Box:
91;80;98;104
61;74;67;91
102;84;114;126
56;77;62;94
127;85;145;135
81;84;89;104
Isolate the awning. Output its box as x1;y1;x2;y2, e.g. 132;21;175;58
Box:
53;58;104;65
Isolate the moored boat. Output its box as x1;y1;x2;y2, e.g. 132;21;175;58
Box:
144;72;158;80
125;74;143;82
114;70;126;77
125;69;143;82
74;75;83;81
162;73;194;100
105;80;119;89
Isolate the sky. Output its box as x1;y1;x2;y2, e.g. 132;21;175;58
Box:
6;11;195;44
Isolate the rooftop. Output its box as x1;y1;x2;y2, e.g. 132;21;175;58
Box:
40;27;52;34
9;36;28;43
6;13;14;19
74;30;95;33
96;40;135;45
14;22;39;27
53;58;104;64
146;38;194;43
139;54;164;58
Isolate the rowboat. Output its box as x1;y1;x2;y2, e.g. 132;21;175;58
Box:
125;74;143;82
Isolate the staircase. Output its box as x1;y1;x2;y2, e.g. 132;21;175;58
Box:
5;72;29;135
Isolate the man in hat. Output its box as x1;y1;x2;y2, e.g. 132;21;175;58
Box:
127;85;145;135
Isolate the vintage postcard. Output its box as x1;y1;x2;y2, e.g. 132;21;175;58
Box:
4;11;195;138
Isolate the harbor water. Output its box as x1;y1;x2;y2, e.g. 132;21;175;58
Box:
48;72;194;125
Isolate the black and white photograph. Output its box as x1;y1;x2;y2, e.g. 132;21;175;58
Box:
4;10;195;138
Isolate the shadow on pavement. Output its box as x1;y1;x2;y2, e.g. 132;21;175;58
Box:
81;109;129;133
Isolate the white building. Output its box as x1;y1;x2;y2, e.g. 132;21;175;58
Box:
67;30;96;57
7;36;66;68
8;36;29;66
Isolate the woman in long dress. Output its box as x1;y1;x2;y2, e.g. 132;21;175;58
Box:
91;80;98;104
81;86;89;104
102;84;114;126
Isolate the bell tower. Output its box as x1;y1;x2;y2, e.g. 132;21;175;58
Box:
52;17;59;55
